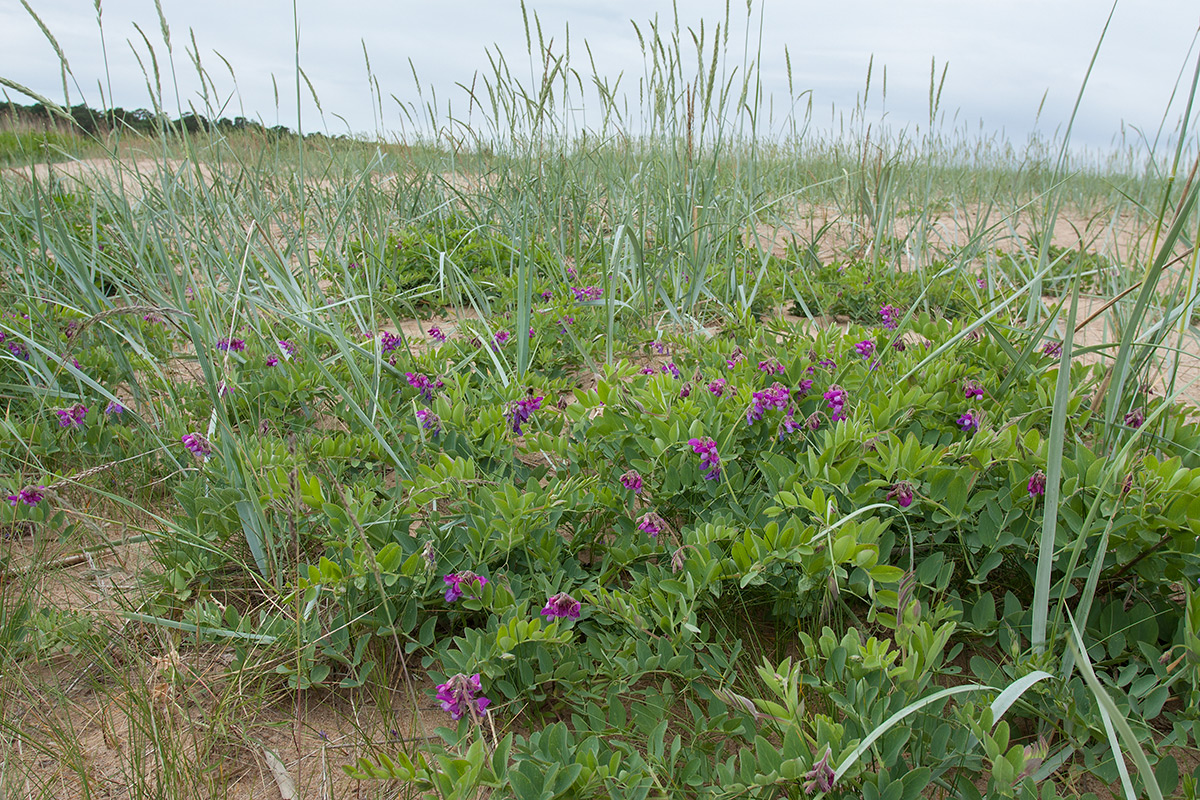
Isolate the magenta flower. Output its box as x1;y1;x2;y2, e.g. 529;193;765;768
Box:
640;366;656;375
892;338;907;352
757;358;785;375
637;511;667;537
777;407;802;441
662;362;681;379
443;572;487;603
540;592;581;620
707;378;728;397
56;404;88;428
854;340;876;358
428;326;447;343
746;382;790;425
957;411;979;433
181;433;211;458
652;341;669;355
620;470;644;494
824;385;848;422
216;338;245;352
1124;407;1145;428
406;372;436;403
570;286;602;301
1042;340;1062;358
885;481;914;508
506;394;544;435
105;401;125;415
688;437;721;481
725;349;745;369
266;356;279;367
1027;470;1046;497
880;304;901;330
539;290;553;302
963;380;984;399
7;485;45;507
435;673;490;721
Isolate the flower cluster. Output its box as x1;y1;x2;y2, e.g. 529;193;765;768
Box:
443;572;487;602
1027;470;1046;497
688;437;721;481
637;511;667;537
880;304;901;330
7;485;45;507
886;481;914;508
725;348;745;369
1124;407;1145;428
493;330;510;347
380;331;403;355
105;401;125;416
823;385;848;422
957;411;979;433
746;382;790;425
571;286;602;301
662;362;681;379
181;433;211;458
416;409;441;436
56;404;88;428
506;394;543;435
541;592;581;620
803;748;835;795
777;407;803;440
757;358;784;375
276;340;297;360
557;317;575;333
406;372;436;403
707;378;727;397
620;470;644;494
1042;340;1062;358
216;338;245;352
435;673;490;721
428;326;447;343
854;340;876;359
963;380;984;399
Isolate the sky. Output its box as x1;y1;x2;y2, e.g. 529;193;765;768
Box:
2;0;1199;153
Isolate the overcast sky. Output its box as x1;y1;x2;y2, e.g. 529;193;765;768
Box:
2;1;1198;152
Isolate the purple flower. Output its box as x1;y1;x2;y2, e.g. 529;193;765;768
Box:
181;433;211;458
506;394;544;435
434;673;490;721
277;340;296;359
540;592;581;620
725;348;745;369
556;317;575;333
416;409;441;436
570;286;602;302
688;437;721;481
443;572;487;603
885;481;914;508
854;340;876;359
216;338;245;353
105;401;125;415
707;378;727;396
1028;470;1046;497
1042;340;1062;358
663;361;681;379
493;330;510;347
7;341;29;360
892;338;907;352
679;382;692;399
757;358;785;375
266;356;279;367
539;290;554;302
7;486;45;507
794;379;814;398
640;366;656;375
428;326;447;343
620;470;644;494
777;407;802;440
406;372;436;403
880;304;901;330
823;385;848;422
1124;407;1145;429
380;331;403;355
963;380;984;399
637;511;667;537
977;276;987;290
803;747;835;795
746;382;791;425
652;341;669;355
957;411;979;433
56;404;88;428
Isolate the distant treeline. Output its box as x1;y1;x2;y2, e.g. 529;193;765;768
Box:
0;101;295;138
